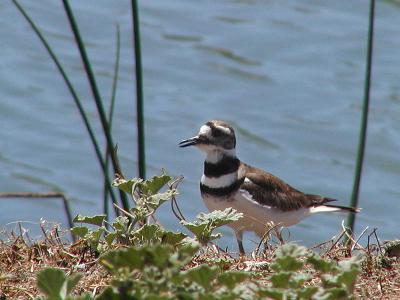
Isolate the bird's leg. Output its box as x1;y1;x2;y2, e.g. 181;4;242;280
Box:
235;231;245;255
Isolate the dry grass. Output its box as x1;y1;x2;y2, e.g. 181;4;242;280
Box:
0;225;399;299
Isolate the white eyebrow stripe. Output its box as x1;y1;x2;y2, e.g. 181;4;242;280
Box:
199;125;212;137
216;125;231;134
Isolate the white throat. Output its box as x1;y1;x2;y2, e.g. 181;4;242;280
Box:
205;149;236;163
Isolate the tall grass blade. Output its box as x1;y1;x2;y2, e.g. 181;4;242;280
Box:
103;24;121;220
11;0;119;215
131;0;146;179
347;0;375;234
61;0;130;211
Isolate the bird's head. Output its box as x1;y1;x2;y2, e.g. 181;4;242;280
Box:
179;120;236;161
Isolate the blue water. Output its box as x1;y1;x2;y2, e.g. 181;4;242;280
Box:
0;0;399;249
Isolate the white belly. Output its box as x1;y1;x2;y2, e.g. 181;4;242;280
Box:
202;189;312;237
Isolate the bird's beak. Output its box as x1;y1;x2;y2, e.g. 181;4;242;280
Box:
179;136;200;148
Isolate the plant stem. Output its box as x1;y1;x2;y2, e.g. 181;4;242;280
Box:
347;0;375;234
131;0;146;179
104;24;121;220
11;0;119;214
61;0;130;211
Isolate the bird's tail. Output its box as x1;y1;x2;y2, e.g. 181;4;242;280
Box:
310;204;360;214
324;204;360;213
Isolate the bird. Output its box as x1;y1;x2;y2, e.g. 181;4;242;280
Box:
179;120;359;255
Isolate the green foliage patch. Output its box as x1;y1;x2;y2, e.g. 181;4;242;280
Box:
35;173;362;300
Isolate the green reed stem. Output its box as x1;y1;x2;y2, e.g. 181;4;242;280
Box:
103;24;121;220
61;0;129;211
131;0;146;179
347;0;375;234
11;0;119;215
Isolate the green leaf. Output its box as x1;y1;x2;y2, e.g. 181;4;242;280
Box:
112;216;129;231
133;224;162;244
270;272;292;288
181;208;242;244
197;208;243;227
141;173;172;195
100;247;145;273
96;287;124;300
272;255;303;272
291;273;310;287
161;231;187;246
274;243;308;259
71;226;89;238
307;255;337;273
315;287;348;300
37;268;67;299
257;288;285;300
336;269;359;291
184;265;219;290
272;244;307;272
86;227;106;248
72;214;106;227
113;176;143;196
296;286;319;299
218;271;249;289
66;273;83;295
105;232;118;246
66;295;93;300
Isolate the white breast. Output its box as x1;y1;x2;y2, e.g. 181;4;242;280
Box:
201;189;312;237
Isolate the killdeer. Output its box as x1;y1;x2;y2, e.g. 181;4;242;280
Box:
179;120;359;254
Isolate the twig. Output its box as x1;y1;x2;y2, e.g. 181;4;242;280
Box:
112;203;135;219
169;176;186;221
0;192;74;240
323;228;347;257
352;226;369;251
372;228;382;253
254;222;280;257
341;220;363;252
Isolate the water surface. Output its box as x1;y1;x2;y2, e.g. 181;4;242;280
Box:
0;0;399;249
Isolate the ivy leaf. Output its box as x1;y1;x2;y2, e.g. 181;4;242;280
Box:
96;287;122;300
307;254;337;273
113;176;143;197
112;216;129;231
140;173;172;195
272;255;303;272
133;224;162;244
161;231;187;246
218;271;249;289
275;243;308;258
181;208;242;244
37;268;82;299
37;268;67;299
316;287;348;300
66;273;83;295
73;214;106;227
272;244;306;272
184;265;219;290
71;226;88;238
257;288;285;300
196;208;243;228
296;286;319;299
100;247;145;273
144;189;176;211
270;272;291;288
104;232;118;246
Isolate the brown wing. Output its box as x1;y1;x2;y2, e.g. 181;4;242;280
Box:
240;164;336;211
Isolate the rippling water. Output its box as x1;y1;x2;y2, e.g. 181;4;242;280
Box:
1;1;399;248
